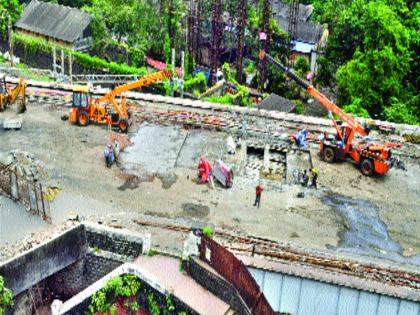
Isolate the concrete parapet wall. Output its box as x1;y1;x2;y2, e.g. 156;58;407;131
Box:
0;222;149;300
186;258;250;315
0;224;86;296
84;222;151;257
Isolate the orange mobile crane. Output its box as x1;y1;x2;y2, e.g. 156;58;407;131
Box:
259;50;401;176
70;70;172;133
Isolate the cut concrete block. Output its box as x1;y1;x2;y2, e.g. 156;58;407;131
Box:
3;118;22;130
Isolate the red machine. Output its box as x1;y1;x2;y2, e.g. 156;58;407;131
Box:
260;50;402;176
198;157;212;183
213;160;234;188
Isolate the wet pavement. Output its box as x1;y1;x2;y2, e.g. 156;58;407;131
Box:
322;194;420;265
119;123;228;189
0;195;47;246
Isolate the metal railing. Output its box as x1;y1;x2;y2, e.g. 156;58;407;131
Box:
199;236;276;315
70;74;140;84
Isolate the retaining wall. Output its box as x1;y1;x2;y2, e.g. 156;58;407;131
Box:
0;222;150;314
0;224;86;296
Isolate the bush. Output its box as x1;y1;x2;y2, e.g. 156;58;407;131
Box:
294;100;304;115
343;98;371;118
184;72;207;92
202;225;214;238
0;276;13;315
383;98;419;125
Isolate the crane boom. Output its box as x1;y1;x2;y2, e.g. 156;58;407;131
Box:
94;70;172;119
259;51;367;137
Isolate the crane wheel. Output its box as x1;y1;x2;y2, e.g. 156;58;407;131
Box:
119;119;129;133
323;147;335;163
360;159;374;176
77;110;90;126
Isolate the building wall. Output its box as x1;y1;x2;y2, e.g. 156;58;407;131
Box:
249;268;420;315
16;29;73;48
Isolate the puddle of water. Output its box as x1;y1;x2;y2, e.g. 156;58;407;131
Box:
322;194;420;265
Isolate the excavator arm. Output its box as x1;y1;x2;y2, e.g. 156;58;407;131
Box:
0;77;26;113
94;70;172;118
259;50;368;142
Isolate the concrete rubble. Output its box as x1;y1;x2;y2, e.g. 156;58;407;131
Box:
0;150;45;181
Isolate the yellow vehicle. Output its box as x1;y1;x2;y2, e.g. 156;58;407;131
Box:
70;70;172;133
0;76;26;113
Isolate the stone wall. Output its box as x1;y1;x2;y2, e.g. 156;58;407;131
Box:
185;258;250;314
0;222;150;314
46;251;123;299
85;224;148;258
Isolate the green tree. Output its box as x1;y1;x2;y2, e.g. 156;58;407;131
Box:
0;0;22;36
336;1;411;119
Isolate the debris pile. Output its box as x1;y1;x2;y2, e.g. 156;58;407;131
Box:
0;150;45;181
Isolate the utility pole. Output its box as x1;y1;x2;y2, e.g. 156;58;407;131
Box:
196;0;202;65
235;0;247;83
8;15;14;67
210;0;222;85
288;0;299;66
187;0;196;73
259;0;271;91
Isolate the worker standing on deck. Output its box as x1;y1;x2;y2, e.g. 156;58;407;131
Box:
254;182;264;208
104;144;114;168
311;168;318;189
302;170;309;187
106;114;112;132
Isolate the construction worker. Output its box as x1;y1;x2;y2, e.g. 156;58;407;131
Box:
311;168;319;189
302;169;309;187
254;182;264;208
104;144;114;168
106;114;112;132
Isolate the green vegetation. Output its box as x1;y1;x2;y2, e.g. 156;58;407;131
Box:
0;276;13;315
311;0;419;124
0;0;22;35
88;274;188;314
6;0;419;124
202;225;214;238
13;33;148;76
88;274;142;314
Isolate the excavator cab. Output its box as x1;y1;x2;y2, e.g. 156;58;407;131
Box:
70;86;91;126
72;86;90;108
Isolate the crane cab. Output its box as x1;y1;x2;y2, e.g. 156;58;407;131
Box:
70;86;91;126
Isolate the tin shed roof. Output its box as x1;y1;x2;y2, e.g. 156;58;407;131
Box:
15;0;92;43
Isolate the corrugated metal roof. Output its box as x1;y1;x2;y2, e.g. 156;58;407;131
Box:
272;1;314;22
274;16;324;44
249;267;420;315
15;0;91;43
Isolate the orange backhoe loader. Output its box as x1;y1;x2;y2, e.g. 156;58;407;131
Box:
70;70;172;133
0;76;26;113
259;50;401;176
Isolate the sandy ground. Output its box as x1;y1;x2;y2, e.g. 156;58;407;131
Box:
0;104;419;267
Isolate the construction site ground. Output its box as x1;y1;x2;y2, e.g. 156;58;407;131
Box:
1;94;419;271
